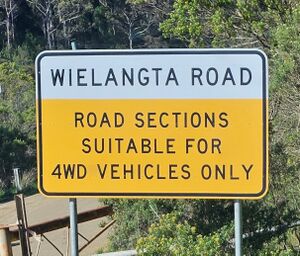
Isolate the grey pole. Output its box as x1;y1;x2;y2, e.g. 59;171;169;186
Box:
69;198;78;256
69;40;79;256
234;200;242;256
13;168;22;192
71;41;77;51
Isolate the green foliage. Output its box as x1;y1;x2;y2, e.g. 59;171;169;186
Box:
267;8;300;238
158;1;300;253
94;0;164;49
0;1;299;254
160;0;299;48
257;236;294;256
136;213;233;255
0;57;36;190
0;60;35;138
104;199;235;251
0;179;6;198
0;168;37;203
0;126;34;182
160;0;204;47
270;6;300;90
104;199;173;250
262;9;300;254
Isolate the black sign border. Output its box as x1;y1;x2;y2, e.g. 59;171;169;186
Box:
36;49;268;199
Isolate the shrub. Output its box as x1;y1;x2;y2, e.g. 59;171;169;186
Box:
136;212;233;256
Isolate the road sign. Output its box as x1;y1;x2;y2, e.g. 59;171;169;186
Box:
36;49;268;199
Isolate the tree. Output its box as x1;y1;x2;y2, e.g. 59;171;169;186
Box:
26;0;57;49
266;6;300;249
0;126;33;183
0;61;35;184
0;61;35;136
96;0;171;49
104;199;234;251
56;0;92;48
137;213;233;256
104;1;300;254
0;0;297;252
26;0;91;49
160;0;299;49
0;0;19;49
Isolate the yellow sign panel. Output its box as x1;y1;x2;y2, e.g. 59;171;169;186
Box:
36;49;268;199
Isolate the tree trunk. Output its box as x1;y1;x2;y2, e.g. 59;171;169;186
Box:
46;19;52;49
4;0;16;50
49;8;56;49
11;2;15;42
129;23;133;49
6;18;11;49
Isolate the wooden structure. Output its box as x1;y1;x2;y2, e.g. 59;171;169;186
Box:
0;194;114;256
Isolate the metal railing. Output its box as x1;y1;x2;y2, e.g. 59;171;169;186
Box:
94;250;137;256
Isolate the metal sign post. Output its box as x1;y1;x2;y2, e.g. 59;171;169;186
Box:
234;200;242;256
69;41;79;256
69;198;78;256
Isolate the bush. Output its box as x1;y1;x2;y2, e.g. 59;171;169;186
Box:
136;212;233;256
257;236;294;256
103;199;169;250
0;179;6;198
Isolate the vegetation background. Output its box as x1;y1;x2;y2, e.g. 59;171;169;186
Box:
0;0;299;255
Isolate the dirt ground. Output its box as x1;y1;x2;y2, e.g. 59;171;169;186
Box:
0;194;114;256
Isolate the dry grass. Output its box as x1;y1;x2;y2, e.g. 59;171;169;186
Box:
0;179;8;198
20;169;36;190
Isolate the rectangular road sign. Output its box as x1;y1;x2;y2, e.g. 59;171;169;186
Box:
36;49;268;199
